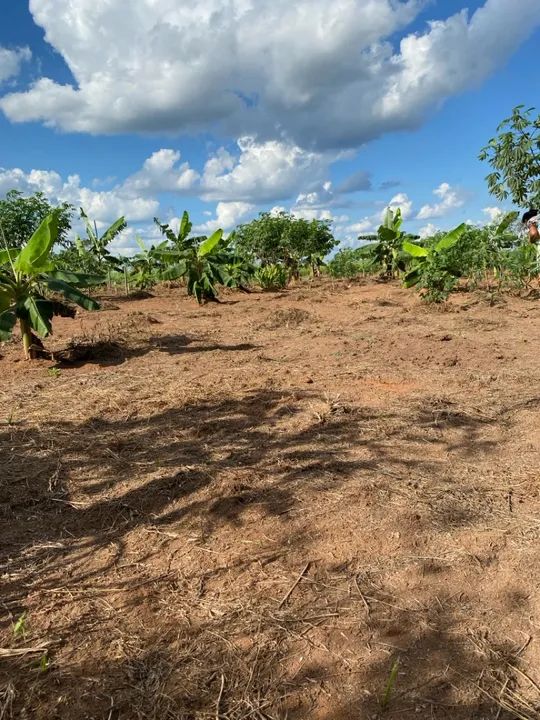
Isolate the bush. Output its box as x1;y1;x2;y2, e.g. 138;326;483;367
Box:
255;264;289;290
327;248;375;279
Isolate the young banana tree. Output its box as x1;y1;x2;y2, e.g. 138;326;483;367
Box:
0;210;101;359
402;223;467;301
79;208;126;284
154;210;192;250
155;211;233;303
373;208;408;278
158;228;230;303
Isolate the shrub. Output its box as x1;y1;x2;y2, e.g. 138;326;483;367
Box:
255;264;289;290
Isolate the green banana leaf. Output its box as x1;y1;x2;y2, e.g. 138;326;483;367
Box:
434;223;467;252
43;277;100;311
15;210;60;274
22;296;53;337
403;241;429;258
496;211;519;235
0;248;19;266
198;230;223;257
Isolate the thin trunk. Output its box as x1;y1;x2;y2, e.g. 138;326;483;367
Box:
20;317;33;360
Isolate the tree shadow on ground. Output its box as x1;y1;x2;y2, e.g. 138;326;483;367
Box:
1;388;535;719
54;332;259;367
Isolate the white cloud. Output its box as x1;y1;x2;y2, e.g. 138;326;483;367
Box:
418;223;439;238
201;137;329;203
387;192;413;220
195;201;254;233
123;149;199;195
417;183;466;219
0;165;158;226
0;47;31;84
482;206;504;222
1;0;538;149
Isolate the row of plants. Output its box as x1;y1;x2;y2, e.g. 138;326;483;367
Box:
0;203;338;356
1;104;539;358
327;208;534;302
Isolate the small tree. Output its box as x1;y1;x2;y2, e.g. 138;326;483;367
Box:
235;211;337;278
155;212;232;303
0;211;101;359
0;190;73;248
479;105;540;209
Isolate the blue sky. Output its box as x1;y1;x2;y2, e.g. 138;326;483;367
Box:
0;0;539;252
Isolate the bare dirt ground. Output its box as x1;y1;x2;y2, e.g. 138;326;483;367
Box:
1;278;540;720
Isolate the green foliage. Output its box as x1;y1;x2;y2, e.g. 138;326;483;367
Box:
499;242;539;291
155;214;231;303
79;208;126;275
374;208;405;278
403;224;467;302
0;190;73;249
327;247;376;278
479;105;540;208
0;211;102;358
235;211;337;277
255;263;289;290
154;210;192;249
13;612;27;639
371;208;417;279
54;240;104;275
442;212;520;289
130;238;169;290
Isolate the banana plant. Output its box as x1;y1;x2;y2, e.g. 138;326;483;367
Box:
130;237;169;290
373;208;408;278
154;211;192;250
402;223;467;301
157;228;230;303
155;211;233;303
0;210;102;359
79;208;126;284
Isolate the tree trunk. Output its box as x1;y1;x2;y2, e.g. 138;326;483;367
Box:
19;317;33;360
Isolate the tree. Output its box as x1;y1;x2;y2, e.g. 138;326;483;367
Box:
155;212;232;303
479;105;540;209
234;212;337;277
402;224;467;302
79;208;127;274
0;211;101;359
154;210;192;250
0;190;73;248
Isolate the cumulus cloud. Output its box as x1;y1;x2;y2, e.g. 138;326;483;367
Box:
387;192;413;220
195;201;254;233
0;47;31;84
482;206;504;222
417;183;466;219
418;223;439;238
201;137;329;203
123;149;199;196
1;0;538;148
0;165;158;225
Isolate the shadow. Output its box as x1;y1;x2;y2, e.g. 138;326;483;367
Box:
1;389;535;719
55;333;259;367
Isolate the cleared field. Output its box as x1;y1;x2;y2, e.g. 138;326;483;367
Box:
1;278;540;719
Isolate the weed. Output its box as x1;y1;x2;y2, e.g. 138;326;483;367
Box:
380;659;400;710
12;612;27;639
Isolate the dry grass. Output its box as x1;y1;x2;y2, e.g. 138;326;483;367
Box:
1;279;540;719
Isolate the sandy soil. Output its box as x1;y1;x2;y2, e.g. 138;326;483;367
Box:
1;278;540;719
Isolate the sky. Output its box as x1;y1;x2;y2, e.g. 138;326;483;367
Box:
0;0;539;253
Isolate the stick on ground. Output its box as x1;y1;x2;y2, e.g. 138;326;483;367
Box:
278;561;311;609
